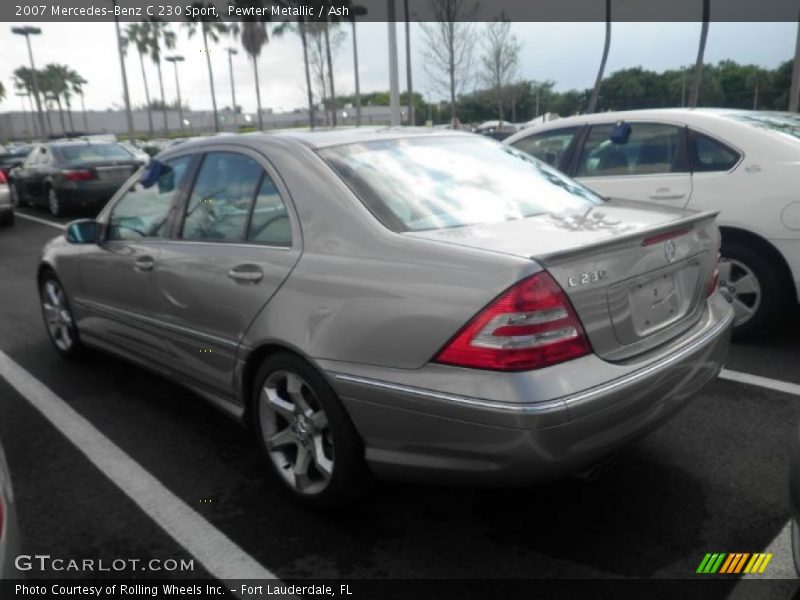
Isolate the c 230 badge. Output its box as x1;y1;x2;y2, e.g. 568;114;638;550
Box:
567;270;607;287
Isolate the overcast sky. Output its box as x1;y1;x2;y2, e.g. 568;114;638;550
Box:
0;22;795;114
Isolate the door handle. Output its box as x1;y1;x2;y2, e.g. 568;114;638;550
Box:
650;188;686;200
649;192;686;200
228;264;263;284
133;256;155;272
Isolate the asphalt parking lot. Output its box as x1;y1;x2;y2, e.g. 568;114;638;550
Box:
1;208;799;595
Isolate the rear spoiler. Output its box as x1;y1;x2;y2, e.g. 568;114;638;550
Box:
535;206;720;263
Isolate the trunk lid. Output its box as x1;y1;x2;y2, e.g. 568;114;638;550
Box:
407;198;720;361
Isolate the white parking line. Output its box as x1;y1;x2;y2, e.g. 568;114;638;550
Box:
721;368;800;591
0;349;277;586
719;369;800;397
14;212;66;230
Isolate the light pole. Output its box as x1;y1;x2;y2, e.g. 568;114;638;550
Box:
12;26;48;138
166;55;186;133
387;1;401;127
227;47;238;130
111;1;135;142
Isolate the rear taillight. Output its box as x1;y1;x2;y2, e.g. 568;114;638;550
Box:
434;272;592;371
0;170;7;184
62;169;93;181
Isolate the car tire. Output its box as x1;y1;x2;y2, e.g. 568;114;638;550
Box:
39;271;85;359
718;240;784;341
48;186;65;217
0;210;13;227
252;352;366;509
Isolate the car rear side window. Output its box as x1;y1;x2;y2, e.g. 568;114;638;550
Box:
689;131;740;172
511;127;580;169
577;123;683;177
247;176;292;246
181;152;263;242
107;156;192;241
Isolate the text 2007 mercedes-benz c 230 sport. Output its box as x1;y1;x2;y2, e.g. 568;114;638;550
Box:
38;129;734;507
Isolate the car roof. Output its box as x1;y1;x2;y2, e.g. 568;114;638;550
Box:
516;108;795;130
252;126;473;149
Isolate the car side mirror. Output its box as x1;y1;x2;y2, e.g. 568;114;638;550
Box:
65;219;98;244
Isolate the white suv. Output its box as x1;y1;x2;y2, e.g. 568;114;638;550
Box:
505;109;800;339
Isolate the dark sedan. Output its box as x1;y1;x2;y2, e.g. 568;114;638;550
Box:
9;141;143;217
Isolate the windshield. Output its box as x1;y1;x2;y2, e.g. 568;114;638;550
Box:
726;112;800;141
321;136;603;232
53;143;135;162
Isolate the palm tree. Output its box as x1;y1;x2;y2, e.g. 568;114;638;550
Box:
42;64;70;134
123;23;155;135
587;0;611;113
240;20;268;131
67;71;89;132
14;67;40;136
274;17;315;128
689;0;710;108
146;21;177;134
184;2;230;133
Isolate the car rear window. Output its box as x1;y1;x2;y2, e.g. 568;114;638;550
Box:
53;143;133;162
320;136;603;232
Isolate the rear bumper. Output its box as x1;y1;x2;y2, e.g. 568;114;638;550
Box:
326;294;734;484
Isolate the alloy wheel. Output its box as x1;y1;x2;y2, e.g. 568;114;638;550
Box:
717;257;762;327
41;278;75;352
258;370;334;495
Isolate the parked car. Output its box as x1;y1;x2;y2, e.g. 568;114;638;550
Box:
38;130;733;507
0;438;19;579
505;109;800;339
473;120;519;140
9;141;144;217
0;169;13;226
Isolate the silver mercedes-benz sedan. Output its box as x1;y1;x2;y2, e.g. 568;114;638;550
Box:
38;129;733;507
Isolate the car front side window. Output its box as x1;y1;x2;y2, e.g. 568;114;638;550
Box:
106;156;192;241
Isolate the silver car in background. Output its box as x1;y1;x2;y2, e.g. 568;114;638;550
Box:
0;438;19;578
38;130;733;507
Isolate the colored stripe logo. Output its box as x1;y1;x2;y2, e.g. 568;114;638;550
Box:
696;552;773;574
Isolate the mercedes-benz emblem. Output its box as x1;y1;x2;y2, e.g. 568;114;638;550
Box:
665;239;677;263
